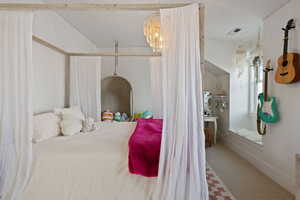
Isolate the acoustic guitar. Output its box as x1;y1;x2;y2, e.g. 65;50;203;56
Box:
258;60;279;123
275;19;300;84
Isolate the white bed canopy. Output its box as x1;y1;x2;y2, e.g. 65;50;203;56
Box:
0;3;207;200
0;11;34;200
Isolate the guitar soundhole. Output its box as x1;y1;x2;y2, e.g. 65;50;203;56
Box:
282;60;288;67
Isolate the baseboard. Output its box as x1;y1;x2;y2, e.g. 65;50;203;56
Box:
222;133;295;195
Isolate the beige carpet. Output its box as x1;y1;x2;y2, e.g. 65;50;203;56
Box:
206;144;294;200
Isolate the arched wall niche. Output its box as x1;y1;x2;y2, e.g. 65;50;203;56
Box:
101;76;133;116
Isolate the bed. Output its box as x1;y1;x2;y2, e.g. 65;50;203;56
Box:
24;122;156;200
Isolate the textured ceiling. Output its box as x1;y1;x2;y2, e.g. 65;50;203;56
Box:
40;0;290;48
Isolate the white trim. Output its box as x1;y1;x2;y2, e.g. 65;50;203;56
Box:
226;131;263;149
228;129;263;146
222;133;295;194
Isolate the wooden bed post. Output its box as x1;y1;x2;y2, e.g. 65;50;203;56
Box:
65;55;71;108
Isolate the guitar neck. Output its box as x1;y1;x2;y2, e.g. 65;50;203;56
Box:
283;32;289;59
264;69;268;101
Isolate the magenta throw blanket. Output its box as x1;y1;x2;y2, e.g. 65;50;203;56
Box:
128;119;163;177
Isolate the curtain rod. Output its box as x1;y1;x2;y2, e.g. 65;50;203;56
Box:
32;35;68;55
0;3;193;11
68;53;161;57
33;35;161;57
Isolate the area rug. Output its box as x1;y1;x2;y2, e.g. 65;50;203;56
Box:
207;166;236;200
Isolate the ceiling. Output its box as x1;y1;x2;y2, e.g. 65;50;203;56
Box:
42;0;290;48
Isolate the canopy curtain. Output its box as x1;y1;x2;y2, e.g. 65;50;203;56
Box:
149;57;163;118
0;11;34;200
70;56;102;120
155;4;208;200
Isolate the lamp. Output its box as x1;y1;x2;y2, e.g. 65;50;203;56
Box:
144;13;163;52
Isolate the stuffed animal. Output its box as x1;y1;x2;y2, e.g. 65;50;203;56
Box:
134;113;142;119
141;111;153;119
133;111;153;121
114;112;122;122
121;113;128;121
102;110;113;122
83;117;95;132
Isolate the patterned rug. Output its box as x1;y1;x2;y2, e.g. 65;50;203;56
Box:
207;166;236;200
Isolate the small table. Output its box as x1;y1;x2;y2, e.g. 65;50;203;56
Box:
204;116;218;144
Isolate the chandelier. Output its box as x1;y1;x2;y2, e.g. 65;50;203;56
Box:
144;13;163;52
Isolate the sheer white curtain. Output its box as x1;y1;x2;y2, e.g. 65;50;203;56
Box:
70;56;102;120
0;11;33;200
149;57;163;118
155;4;208;200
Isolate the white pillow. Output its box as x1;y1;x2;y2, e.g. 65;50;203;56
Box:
60;119;82;136
57;106;84;136
62;106;85;121
33;113;60;142
83;117;95;133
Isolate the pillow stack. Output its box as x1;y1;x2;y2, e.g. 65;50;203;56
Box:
32;106;85;143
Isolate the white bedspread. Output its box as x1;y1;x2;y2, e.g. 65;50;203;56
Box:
24;122;156;200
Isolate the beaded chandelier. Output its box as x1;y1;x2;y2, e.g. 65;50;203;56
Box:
143;13;163;52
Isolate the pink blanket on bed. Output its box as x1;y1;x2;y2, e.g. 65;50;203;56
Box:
128;119;163;177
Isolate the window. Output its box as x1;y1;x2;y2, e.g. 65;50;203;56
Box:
230;45;263;145
248;56;263;115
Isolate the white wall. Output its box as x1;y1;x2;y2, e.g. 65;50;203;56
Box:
32;11;97;113
205;38;255;131
203;61;230;101
224;0;300;194
262;0;300;192
205;38;235;73
100;47;152;114
203;61;230;134
230;62;256;131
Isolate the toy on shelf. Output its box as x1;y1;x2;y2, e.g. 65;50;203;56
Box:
114;112;122;122
102;110;113;122
141;111;153;119
121;113;128;121
133;111;153;120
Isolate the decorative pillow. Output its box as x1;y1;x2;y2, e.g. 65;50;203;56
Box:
33;113;61;143
61;106;85;121
53;108;64;119
58;106;84;136
60;119;82;136
83;117;95;133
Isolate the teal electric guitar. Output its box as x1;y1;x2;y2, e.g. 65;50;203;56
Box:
258;60;279;123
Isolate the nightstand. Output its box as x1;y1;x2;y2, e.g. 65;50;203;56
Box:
204;116;218;144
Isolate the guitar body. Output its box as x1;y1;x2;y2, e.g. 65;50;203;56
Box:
258;93;279;123
276;53;300;83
